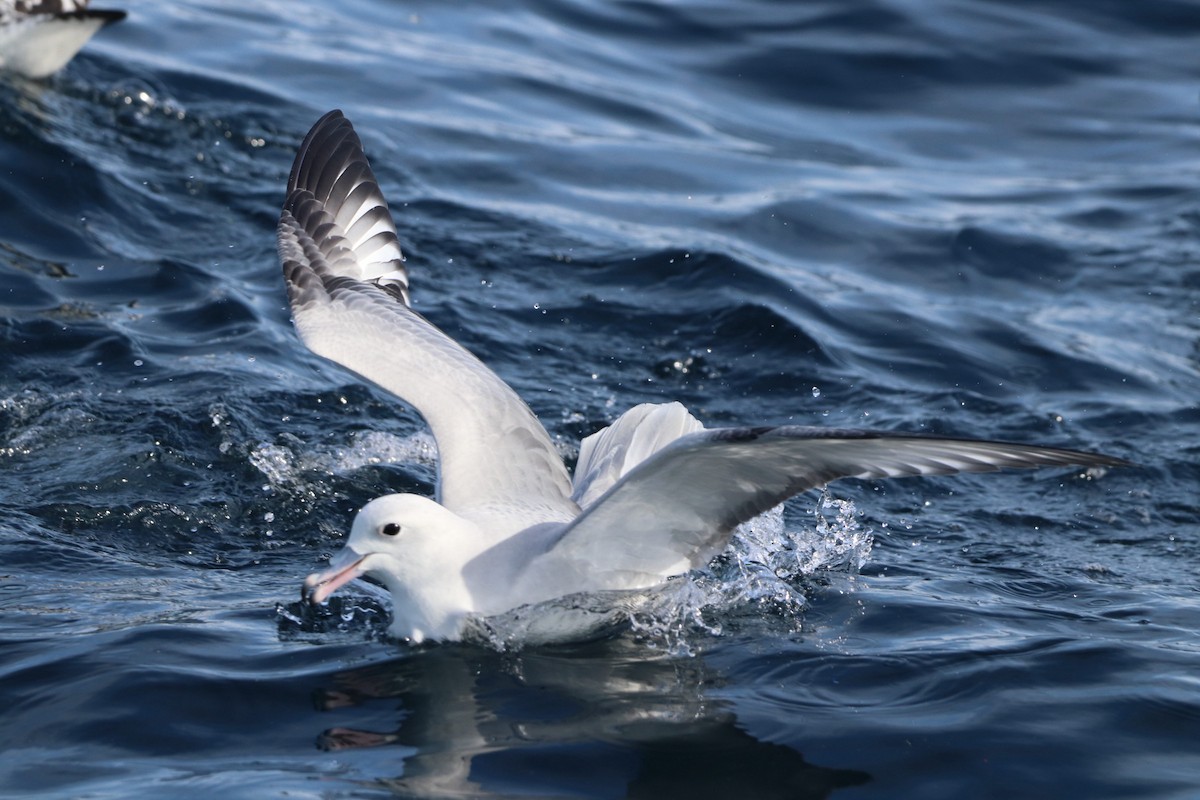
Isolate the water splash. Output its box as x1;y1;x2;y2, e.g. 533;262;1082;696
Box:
619;491;872;655
276;593;392;643
242;428;437;492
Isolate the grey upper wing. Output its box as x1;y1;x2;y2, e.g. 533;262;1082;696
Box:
277;110;575;523
537;426;1129;588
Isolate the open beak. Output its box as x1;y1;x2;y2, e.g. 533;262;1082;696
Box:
302;546;367;605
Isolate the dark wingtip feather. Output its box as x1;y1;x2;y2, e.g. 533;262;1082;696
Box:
763;425;1132;470
278;110;409;303
286;109;350;199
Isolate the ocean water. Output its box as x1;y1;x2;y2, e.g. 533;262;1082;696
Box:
1;0;1197;797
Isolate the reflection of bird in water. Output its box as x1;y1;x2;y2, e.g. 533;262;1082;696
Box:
310;644;871;799
0;1;125;78
282;110;1129;646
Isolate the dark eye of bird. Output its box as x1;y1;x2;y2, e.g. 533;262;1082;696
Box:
381;523;401;536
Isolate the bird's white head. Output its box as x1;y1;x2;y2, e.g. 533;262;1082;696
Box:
302;493;483;643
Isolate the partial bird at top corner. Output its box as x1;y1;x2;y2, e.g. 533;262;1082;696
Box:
0;0;126;79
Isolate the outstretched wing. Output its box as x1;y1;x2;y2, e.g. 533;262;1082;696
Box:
277;110;575;526
536;426;1128;588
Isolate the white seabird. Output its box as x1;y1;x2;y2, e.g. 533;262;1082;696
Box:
279;110;1128;645
0;0;125;79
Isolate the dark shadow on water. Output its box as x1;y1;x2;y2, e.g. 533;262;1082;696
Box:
307;640;870;799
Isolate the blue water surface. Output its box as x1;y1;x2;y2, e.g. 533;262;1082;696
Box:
1;0;1197;797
